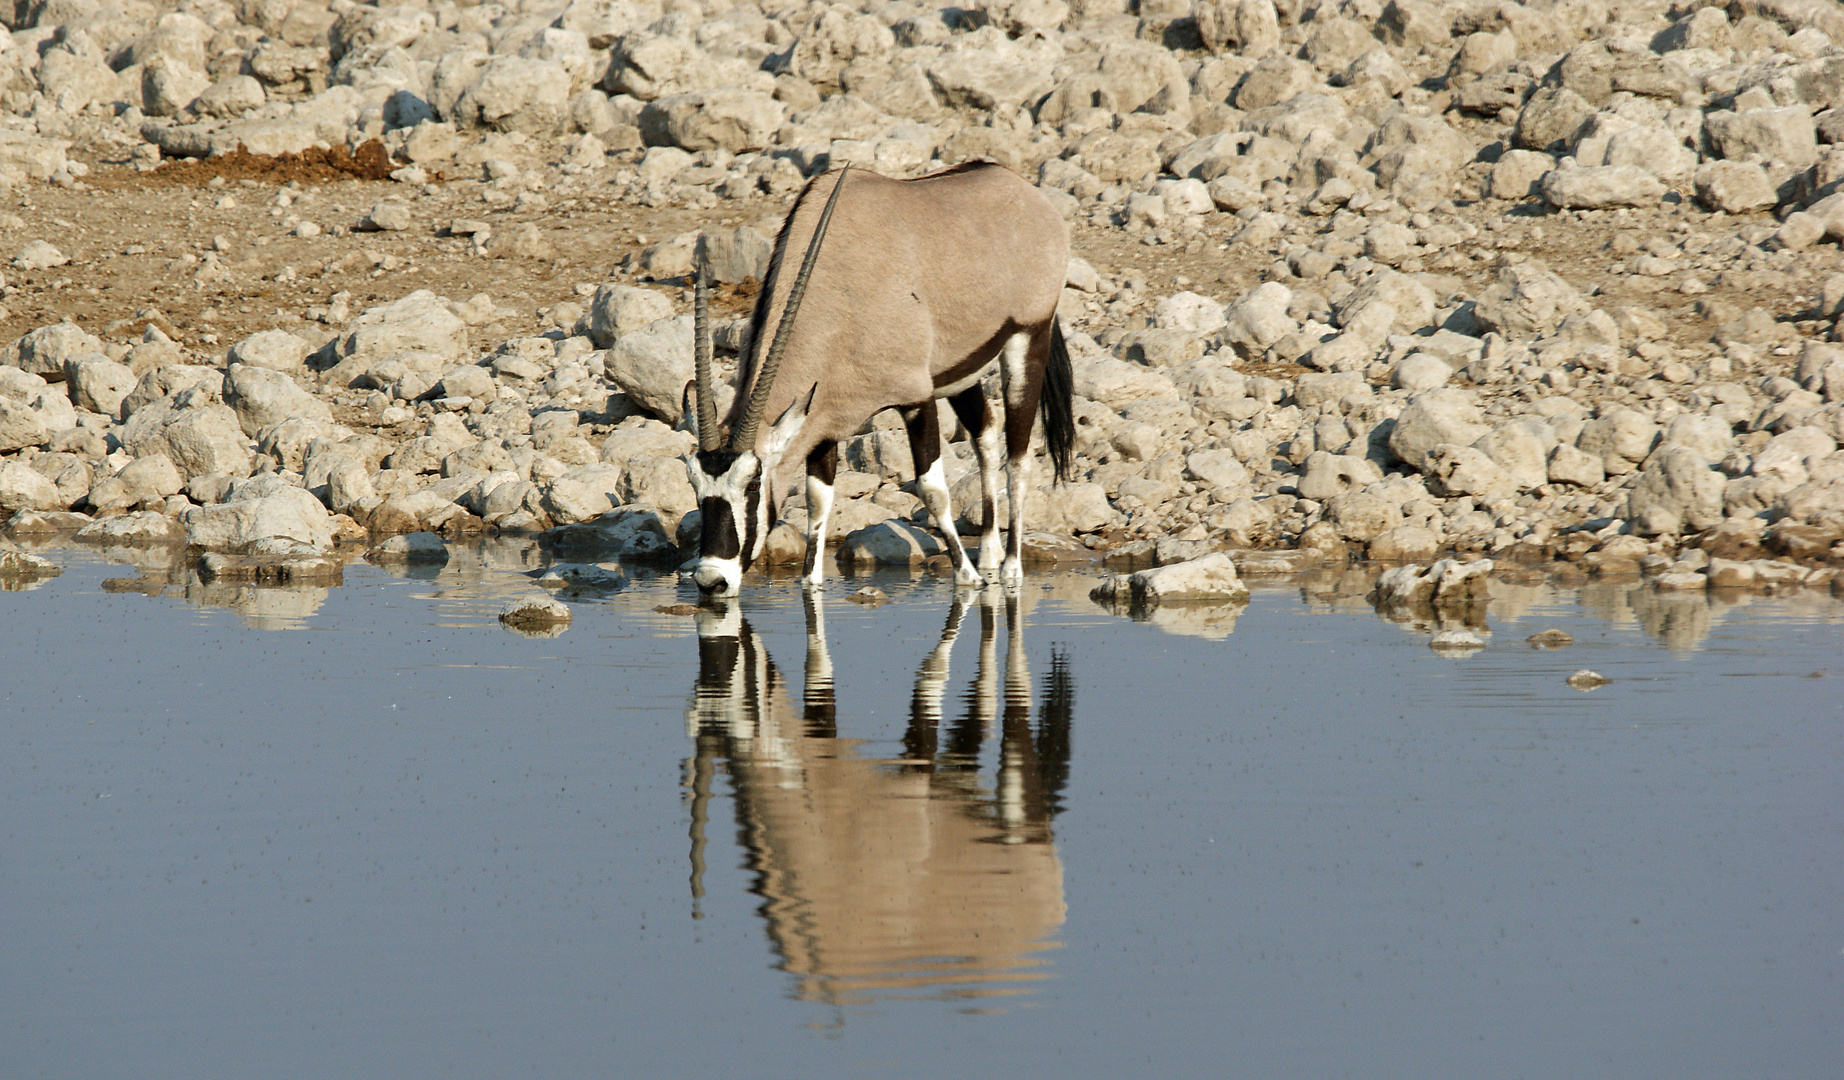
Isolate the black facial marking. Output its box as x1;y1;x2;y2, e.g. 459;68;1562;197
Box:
696;449;741;477
739;482;761;572
699;496;740;560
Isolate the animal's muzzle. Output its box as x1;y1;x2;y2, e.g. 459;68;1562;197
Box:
692;561;737;595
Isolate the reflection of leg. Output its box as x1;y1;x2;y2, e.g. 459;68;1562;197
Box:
802;441;837;589
801;589;835;737
949;587;1000;762
998;590;1044;836
1034;644;1075;822
951;386;1003;574
1004;590;1031;716
905;590;970;762
906;403;981;586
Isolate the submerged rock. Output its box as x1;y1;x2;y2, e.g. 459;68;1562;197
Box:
1091;551;1250;607
501;593;572;636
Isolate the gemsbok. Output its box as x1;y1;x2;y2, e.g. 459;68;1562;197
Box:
683;162;1077;596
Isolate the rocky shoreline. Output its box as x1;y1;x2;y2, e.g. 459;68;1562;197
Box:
0;0;1842;603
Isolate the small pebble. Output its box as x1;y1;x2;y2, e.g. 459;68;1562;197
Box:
1527;629;1573;649
1566;669;1611;690
846;586;888;606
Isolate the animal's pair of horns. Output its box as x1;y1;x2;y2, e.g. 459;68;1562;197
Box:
692;167;851;455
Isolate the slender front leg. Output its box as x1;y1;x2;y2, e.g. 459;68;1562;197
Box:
904;402;981;586
998;332;1037;587
950;386;1003;574
802;441;837;589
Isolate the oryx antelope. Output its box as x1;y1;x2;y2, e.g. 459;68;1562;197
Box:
683;162;1076;596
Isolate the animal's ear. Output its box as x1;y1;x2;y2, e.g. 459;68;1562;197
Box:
763;385;816;460
681;380;700;440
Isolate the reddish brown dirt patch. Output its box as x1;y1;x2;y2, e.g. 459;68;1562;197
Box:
92;140;398;189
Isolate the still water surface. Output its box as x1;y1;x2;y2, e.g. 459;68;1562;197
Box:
2;546;1839;1078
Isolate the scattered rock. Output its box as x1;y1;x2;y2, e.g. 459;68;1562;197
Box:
198;544;342;585
536;562;628;593
1091;551;1250;608
500;593;572;636
365;531;449;564
1429;628;1485;653
1566;669;1610;690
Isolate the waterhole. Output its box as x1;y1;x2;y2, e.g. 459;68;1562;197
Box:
2;543;1837;1078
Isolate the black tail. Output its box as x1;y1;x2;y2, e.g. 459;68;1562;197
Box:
1040;319;1075;483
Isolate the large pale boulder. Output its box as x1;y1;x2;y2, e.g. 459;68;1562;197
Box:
1218;282;1295;359
64;354;137;418
543;463;626;524
1541;165;1665;210
839;519;947;565
338;291;471;368
0;460;65;513
223;365;332;437
228;329;314;372
585;285;674;349
0;397;46;452
1091;552;1249;607
182;487;334;550
3;323;105;378
1577;407;1659;476
1471;419;1553;492
603;316;692;423
1389;389;1488;468
452;56;572;133
1473;261;1589;339
1196;0;1280;57
1628;446;1726;535
639;89;784;153
1424;444;1515;498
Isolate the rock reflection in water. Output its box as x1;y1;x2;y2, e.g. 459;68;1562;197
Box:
684;589;1071;1006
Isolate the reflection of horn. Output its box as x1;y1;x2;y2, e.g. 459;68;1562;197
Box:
693;248;719;450
730;167;850;453
684;751;713;919
681;588;1072;1006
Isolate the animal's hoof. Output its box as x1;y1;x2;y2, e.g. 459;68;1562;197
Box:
953;564;986;588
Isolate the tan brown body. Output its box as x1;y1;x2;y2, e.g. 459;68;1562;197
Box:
727;163;1069;462
686;163;1077;595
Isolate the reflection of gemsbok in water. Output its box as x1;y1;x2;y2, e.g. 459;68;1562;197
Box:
683;589;1073;1006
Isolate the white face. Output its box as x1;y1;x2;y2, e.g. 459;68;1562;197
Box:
686;448;771;597
682;395;811;596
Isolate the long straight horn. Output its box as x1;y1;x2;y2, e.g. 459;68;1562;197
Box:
730;166;851;453
693;247;719;451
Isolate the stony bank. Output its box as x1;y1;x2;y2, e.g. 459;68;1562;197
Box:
2;0;1843;601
